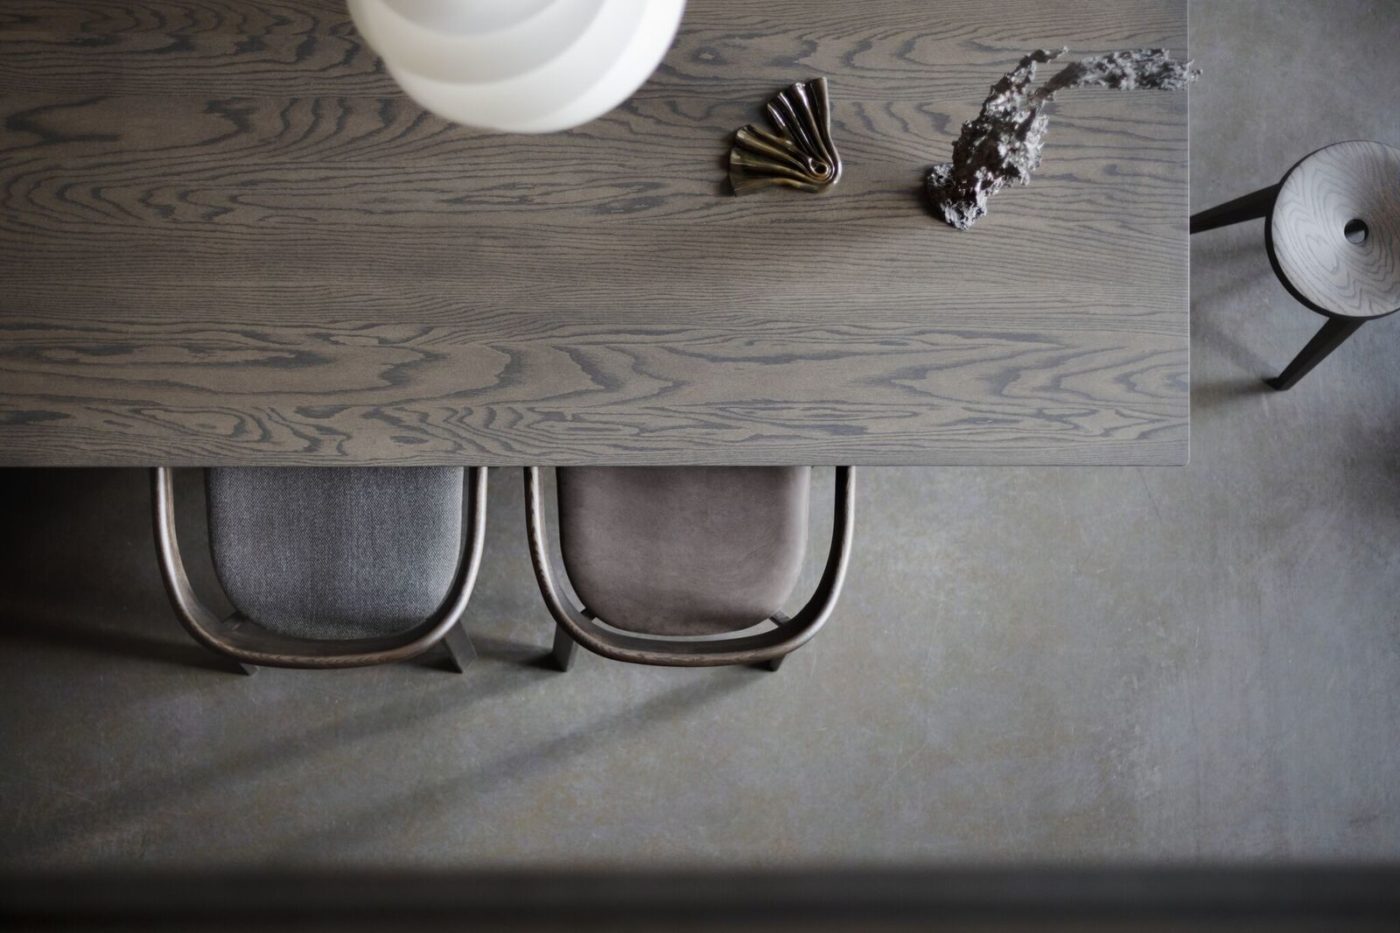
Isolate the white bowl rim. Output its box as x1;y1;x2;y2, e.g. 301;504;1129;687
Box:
378;0;557;36
350;0;608;85
384;0;682;132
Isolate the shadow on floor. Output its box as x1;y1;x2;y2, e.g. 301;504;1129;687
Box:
0;600;229;673
3;865;1399;931
1190;377;1273;417
273;669;762;859
0;469;207;664
8;654;554;862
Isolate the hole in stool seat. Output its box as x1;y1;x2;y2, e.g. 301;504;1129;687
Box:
1344;218;1369;244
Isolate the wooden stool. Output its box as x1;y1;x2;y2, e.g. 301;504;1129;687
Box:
1191;140;1400;389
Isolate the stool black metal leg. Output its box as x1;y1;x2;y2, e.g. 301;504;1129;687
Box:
1268;317;1364;390
1190;183;1280;234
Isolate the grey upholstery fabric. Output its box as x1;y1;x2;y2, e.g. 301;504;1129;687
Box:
206;467;463;639
557;466;810;636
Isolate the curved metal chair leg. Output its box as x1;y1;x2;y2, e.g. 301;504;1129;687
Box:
551;624;578;672
526;466;855;668
760;613;791;672
441;622;476;673
153;466;488;672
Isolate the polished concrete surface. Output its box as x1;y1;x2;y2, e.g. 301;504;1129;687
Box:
2;0;1399;871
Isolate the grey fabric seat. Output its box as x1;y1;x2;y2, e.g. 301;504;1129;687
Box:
557;467;810;636
152;465;485;674
206;467;464;639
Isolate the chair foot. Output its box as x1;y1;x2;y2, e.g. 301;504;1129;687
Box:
552;624;578;672
1190;183;1280;234
233;660;257;676
1268;317;1364;390
759;613;791;670
442;623;476;673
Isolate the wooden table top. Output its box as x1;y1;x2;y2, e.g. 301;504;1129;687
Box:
0;0;1189;466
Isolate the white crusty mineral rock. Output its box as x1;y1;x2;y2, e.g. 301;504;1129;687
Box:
927;48;1198;230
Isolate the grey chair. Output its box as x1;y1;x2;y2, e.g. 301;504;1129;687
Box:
153;466;486;674
525;466;855;670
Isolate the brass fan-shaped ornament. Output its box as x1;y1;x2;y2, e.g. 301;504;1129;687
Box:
729;77;842;196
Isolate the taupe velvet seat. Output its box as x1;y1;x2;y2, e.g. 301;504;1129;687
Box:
526;466;855;669
153;466;486;674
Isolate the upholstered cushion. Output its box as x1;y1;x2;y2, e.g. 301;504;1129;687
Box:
206;467;462;639
557;467;810;636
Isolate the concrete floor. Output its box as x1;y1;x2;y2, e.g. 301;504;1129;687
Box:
2;0;1399;871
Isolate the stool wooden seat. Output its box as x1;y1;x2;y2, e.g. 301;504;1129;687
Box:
1191;140;1400;389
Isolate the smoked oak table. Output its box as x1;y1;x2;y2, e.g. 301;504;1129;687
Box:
0;0;1189;466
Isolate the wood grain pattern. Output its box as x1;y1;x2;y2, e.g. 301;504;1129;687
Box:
0;0;1189;466
1269;141;1400;320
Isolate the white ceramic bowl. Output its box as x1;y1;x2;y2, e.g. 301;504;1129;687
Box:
349;0;607;84
492;0;685;133
349;0;686;134
380;0;555;34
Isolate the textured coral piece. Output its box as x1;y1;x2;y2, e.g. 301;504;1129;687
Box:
927;48;1198;230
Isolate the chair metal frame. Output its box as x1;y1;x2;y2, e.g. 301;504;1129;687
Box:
525;466;855;669
152;466;487;674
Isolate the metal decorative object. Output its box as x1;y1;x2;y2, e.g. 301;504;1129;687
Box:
729;77;842;195
927;48;1198;230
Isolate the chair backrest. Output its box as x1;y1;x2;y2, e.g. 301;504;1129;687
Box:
205;467;463;639
555;466;811;636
